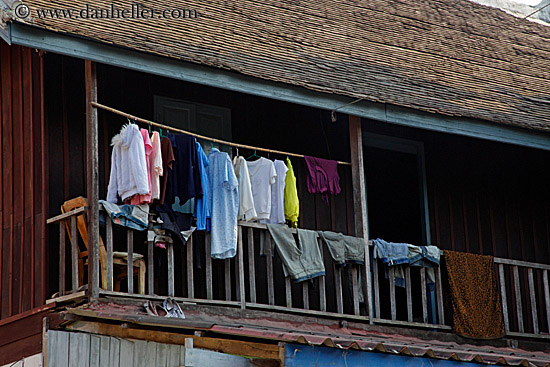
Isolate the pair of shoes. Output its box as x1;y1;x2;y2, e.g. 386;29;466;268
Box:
144;300;158;316
163;298;185;319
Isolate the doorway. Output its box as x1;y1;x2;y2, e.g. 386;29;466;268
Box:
364;133;429;245
363;133;433;322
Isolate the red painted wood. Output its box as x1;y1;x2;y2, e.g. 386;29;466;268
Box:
0;38;3;322
22;47;34;313
0;43;47;320
61;58;69;201
32;51;43;307
1;42;13;319
11;45;24;316
38;51;48;306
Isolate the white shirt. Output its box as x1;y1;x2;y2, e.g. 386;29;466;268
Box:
247;157;276;220
267;160;288;224
233;156;257;221
150;131;163;200
107;124;149;203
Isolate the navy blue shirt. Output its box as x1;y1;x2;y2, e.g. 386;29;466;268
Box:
165;133;203;205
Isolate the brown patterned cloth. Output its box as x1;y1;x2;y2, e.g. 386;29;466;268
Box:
445;250;505;339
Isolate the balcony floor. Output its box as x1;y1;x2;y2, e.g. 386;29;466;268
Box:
57;295;550;367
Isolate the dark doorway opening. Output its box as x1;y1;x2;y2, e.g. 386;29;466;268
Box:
364;135;430;322
365;146;423;245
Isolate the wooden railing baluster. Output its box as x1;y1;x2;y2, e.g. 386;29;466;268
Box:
247;228;256;303
224;259;231;301
373;258;380;319
420;267;427;324
513;265;524;333
167;241;174;297
389;267;396;321
266;232;275;305
405;267;412;322
187;235;194;299
70;216;79;293
352;266;359;316
498;263;510;332
435;266;445;325
285;277;292;308
59;222;66;296
302;282;309;310
106;217;114;292
543;269;550;334
238;226;246;309
528;268;539;334
334;264;343;314
205;232;213;299
126;229;134;294
318;237;326;312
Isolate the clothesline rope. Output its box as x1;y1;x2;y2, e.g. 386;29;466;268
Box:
90;102;352;166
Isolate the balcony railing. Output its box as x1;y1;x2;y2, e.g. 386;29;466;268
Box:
47;207;550;339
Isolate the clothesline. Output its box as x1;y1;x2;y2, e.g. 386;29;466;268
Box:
90;102;352;166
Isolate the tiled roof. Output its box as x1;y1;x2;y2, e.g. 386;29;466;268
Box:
14;0;550;133
66;301;550;366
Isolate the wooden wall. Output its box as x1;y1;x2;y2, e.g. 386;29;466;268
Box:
365;119;550;265
0;42;48;320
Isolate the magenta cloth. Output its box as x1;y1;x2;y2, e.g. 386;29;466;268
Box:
304;156;341;204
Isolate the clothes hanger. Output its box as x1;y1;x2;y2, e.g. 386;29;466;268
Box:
247;150;260;160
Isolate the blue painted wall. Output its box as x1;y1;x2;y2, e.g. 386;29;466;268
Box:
285;344;479;367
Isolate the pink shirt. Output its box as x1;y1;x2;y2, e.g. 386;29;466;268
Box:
129;129;153;204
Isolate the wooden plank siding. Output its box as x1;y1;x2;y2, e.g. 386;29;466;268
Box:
421;126;550;334
0;42;47;320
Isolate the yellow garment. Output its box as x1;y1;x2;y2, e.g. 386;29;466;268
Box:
284;158;299;227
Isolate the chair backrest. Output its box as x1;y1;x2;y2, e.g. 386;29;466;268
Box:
61;197;107;270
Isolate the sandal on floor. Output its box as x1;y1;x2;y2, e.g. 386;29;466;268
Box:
144;300;158;316
163;297;185;319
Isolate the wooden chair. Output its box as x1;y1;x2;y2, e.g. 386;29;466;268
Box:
62;197;146;294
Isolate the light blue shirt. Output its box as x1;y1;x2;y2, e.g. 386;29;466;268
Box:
207;148;239;259
194;142;210;230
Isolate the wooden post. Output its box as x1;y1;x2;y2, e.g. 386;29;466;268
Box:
349;115;373;323
85;60;99;299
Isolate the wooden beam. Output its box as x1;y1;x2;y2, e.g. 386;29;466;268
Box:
46;207;86;224
85;60;99;300
65;321;280;360
348;115;373;323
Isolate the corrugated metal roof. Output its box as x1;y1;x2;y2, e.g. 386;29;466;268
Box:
11;0;550;133
65;301;550;366
209;324;550;366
